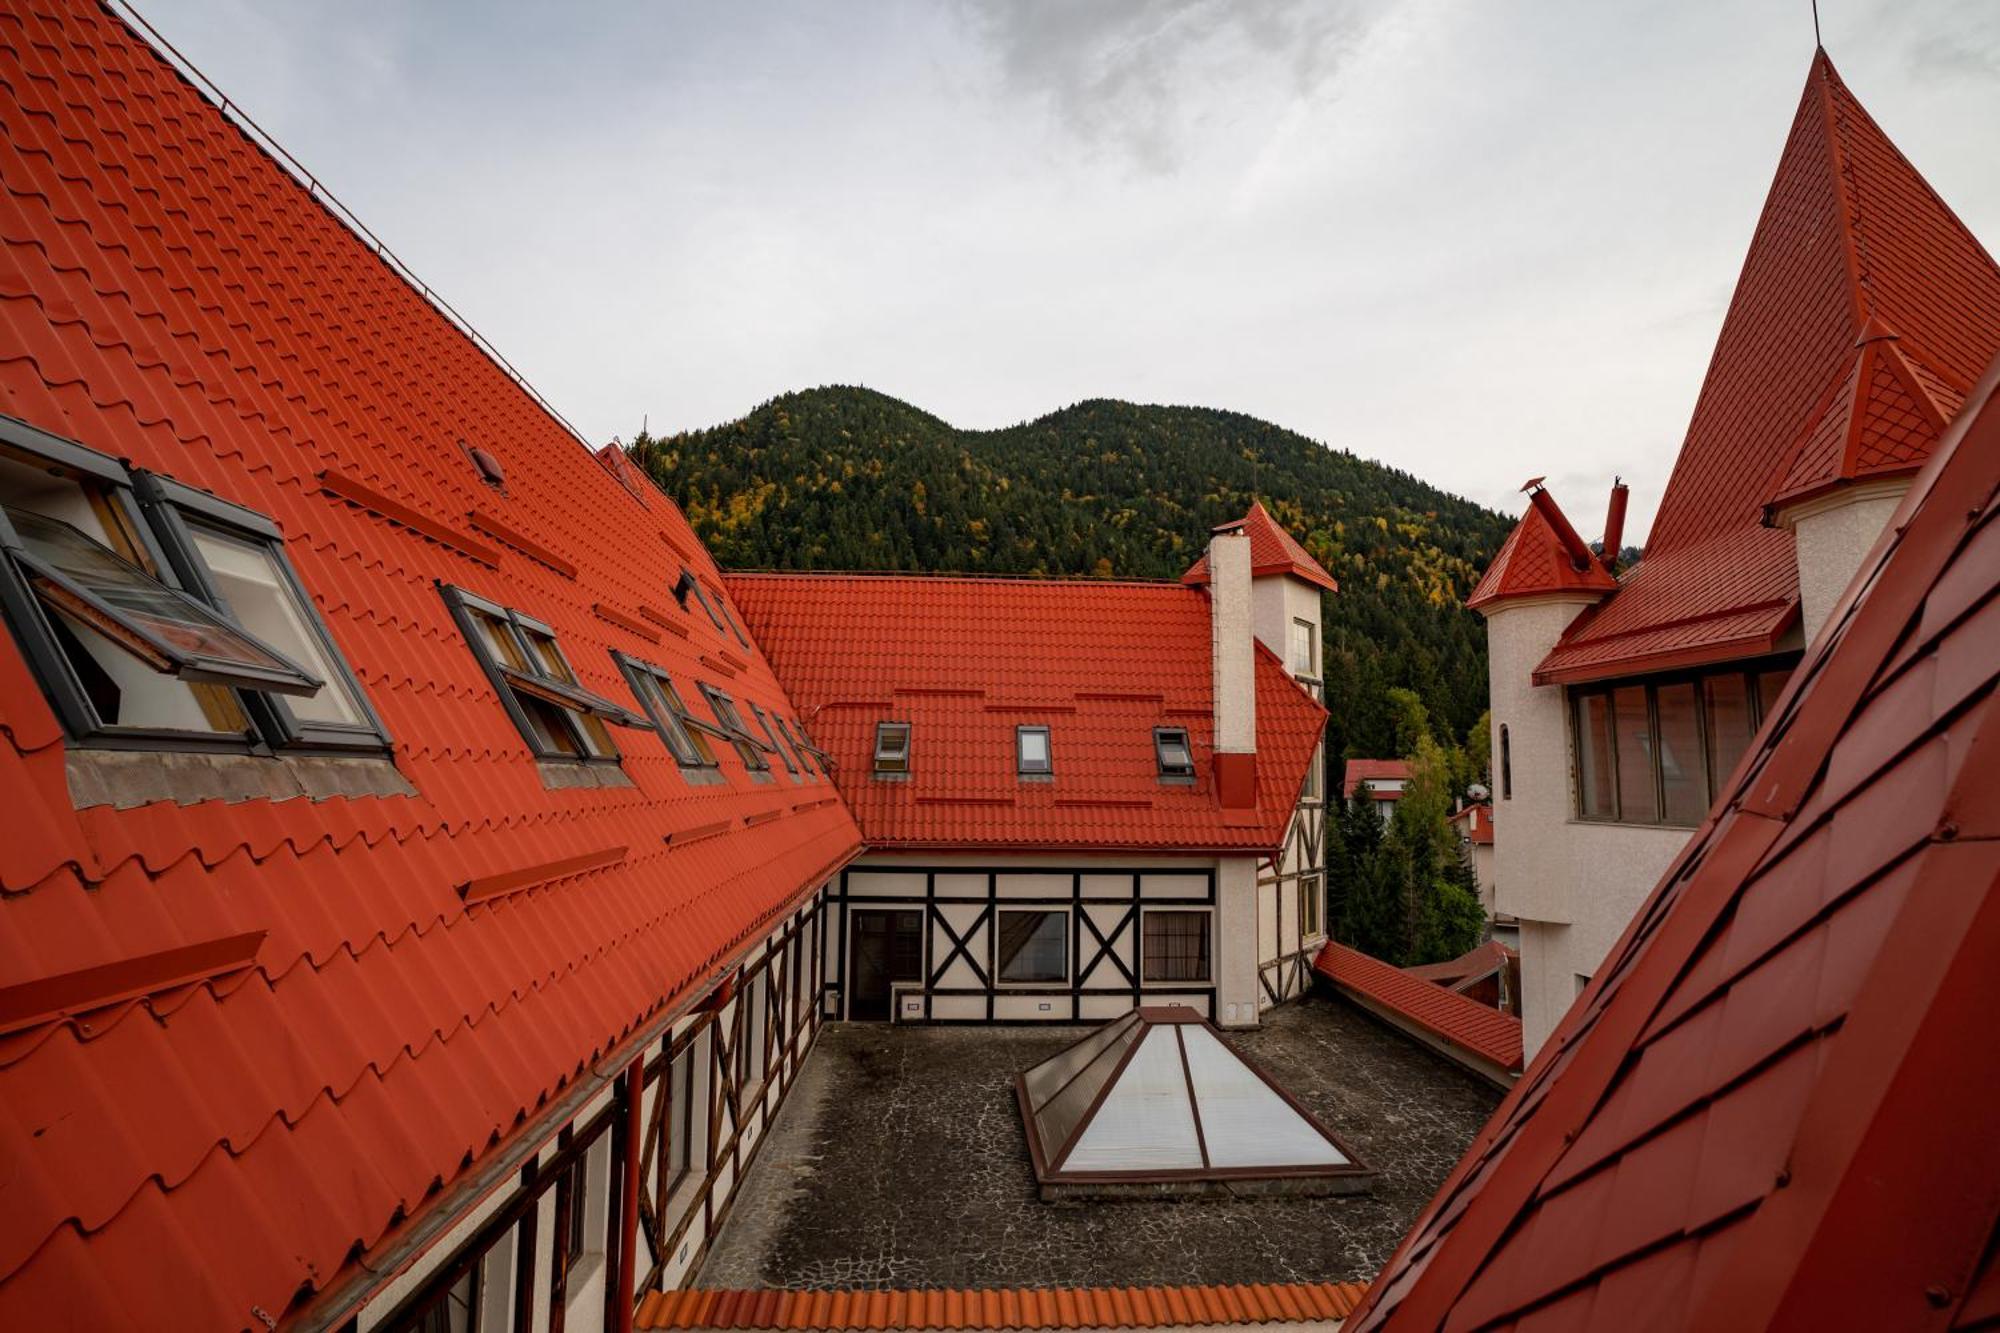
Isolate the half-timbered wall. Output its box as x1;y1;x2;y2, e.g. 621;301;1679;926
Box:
824;853;1274;1027
352;886;833;1333
1253;572;1328;1011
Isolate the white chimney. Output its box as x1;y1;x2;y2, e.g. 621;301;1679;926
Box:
1208;530;1257;807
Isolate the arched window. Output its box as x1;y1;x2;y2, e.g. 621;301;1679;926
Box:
1500;723;1513;800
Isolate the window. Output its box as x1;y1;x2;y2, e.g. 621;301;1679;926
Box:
791;716;832;774
1154;727;1194;781
749;702;799;778
1016;725;1053;777
1289;617;1317;677
873;720;911;776
1302;742;1321;800
737;971;769;1086
1142;910;1210;982
996;909;1067;984
0;419;388;750
665;1037;699;1199
697;683;771;774
1570;661;1795;826
612;653;720;772
777;715;817;777
559;1151;590;1275
443;587;643;761
672;566;730;636
707;581;751;648
1300;872;1322;937
414;1267;480;1333
1499;723;1512;800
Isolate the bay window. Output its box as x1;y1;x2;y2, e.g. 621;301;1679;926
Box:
1571;660;1794;826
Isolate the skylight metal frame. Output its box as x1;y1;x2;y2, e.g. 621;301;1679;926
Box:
1016;724;1053;779
873;720;912;778
442;584;643;763
610;651;722;778
1153;726;1195;783
0;414;390;754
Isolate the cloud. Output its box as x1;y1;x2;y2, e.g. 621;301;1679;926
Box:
954;0;1393;173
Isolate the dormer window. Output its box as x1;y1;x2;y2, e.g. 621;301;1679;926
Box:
1154;727;1194;782
1016;725;1053;778
874;721;911;777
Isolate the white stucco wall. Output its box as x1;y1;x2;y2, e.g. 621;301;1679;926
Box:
1216;854;1262;1027
1252;574;1323;672
1484;595;1695;1057
1209;533;1256;754
1786;481;1908;645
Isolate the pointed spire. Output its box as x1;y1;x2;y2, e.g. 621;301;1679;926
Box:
1181;500;1337;592
1466;484;1617;612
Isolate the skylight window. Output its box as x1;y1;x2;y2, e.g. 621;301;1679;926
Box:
697;682;772;776
444;587;643;761
612;652;720;774
1016;725;1052;778
776;715;817;777
1154;727;1194;782
749;702;799;778
672;566;730;635
0;420;388;750
874;721;911;777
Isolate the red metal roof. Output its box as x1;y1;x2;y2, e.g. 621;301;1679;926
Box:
1347;351;2000;1330
725;573;1326;854
1402;941;1511;989
1341;759;1411;800
1312;943;1523;1075
0;3;861;1327
1464;489;1617;612
635;1283;1370;1331
1180;501;1338;593
1529;51;2000;684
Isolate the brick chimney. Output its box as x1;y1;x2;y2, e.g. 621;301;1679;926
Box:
1208;530;1258;809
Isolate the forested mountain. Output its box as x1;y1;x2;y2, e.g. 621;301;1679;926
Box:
627;386;1514;760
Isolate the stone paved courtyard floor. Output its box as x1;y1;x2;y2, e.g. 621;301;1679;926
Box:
698;993;1501;1289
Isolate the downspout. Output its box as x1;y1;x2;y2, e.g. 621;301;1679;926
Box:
614;1057;645;1333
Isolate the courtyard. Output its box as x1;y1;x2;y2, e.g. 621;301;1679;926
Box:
699;993;1501;1290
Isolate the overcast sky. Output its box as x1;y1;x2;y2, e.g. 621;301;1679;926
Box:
144;0;2000;543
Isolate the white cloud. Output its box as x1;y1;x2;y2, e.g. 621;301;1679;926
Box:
146;0;2000;545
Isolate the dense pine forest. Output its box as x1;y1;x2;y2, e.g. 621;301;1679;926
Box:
627;386;1513;762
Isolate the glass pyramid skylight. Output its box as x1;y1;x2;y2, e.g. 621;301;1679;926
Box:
1014;1006;1374;1199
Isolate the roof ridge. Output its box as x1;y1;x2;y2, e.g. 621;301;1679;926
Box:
1813;51;1872;327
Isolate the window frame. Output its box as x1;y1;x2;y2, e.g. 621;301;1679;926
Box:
1153;726;1195;783
1015;724;1053;778
696;681;773;777
1141;907;1212;983
610;651;721;775
1499;723;1512;801
134;471;392;753
0;416;388;754
776;715;817;777
441;584;643;763
1568;657;1796;828
1289;617;1317;678
993;906;1071;986
873;720;911;778
748;701;800;779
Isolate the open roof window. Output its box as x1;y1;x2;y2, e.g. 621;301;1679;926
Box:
0;418;388;751
776;715;818;777
444;586;643;762
672;566;731;636
1016;725;1053;779
612;652;720;776
1154;727;1195;782
697;682;773;777
873;721;911;777
749;702;800;778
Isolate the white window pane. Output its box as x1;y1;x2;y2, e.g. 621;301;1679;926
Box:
191;526;365;726
1063;1027;1204;1172
1180;1024;1346;1168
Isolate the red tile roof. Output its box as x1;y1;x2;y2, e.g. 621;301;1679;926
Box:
1447;802;1493;846
1312;942;1523;1076
725;573;1326;854
1341;759;1411;800
1181;501;1338;593
1527;52;2000;684
1347;351;2000;1331
1464;489;1617;612
0;3;861;1327
635;1283;1370;1331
